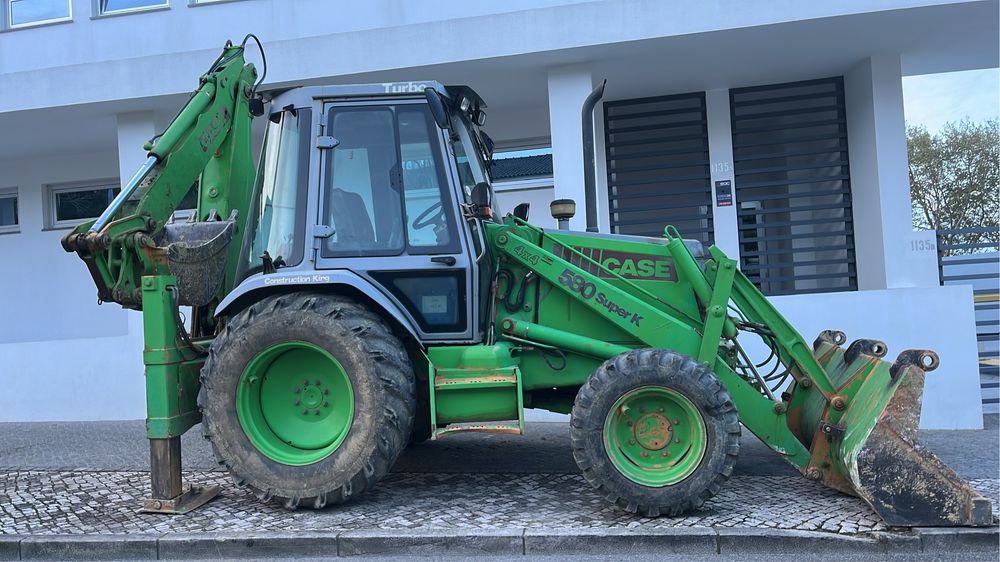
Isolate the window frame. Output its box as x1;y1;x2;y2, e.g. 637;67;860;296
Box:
187;0;246;6
46;179;121;230
0;187;19;234
320;101;462;259
3;0;72;30
93;0;168;18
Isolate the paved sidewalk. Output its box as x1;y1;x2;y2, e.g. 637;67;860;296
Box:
0;419;996;559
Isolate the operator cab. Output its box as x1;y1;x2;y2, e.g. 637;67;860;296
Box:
235;82;496;343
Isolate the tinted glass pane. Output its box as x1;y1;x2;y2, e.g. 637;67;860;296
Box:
244;109;310;273
322;108;404;257
0;196;17;227
9;0;69;26
102;0;166;12
55;188;119;223
398;106;460;253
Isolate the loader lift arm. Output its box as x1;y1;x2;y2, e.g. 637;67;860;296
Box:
61;38;263;513
490;218;994;526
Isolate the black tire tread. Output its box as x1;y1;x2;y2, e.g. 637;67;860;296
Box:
570;348;740;517
198;292;415;510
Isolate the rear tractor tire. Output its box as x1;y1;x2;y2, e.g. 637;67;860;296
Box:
199;292;415;509
570;349;740;517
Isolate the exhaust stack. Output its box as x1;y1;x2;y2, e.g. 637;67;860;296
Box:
581;80;607;232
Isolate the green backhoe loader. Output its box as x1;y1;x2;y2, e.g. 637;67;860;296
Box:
61;38;992;525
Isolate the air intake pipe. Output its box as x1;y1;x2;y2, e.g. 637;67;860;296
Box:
581;79;607;232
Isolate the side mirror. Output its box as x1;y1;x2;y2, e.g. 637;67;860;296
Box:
512;202;530;221
425;88;452;130
470;182;492;219
550;199;576;230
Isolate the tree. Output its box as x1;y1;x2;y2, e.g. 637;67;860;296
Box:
908;119;999;254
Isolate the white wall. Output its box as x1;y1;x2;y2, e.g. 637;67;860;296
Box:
770;285;984;429
0;151;146;422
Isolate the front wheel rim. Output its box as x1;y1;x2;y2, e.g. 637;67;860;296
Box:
603;386;707;487
236;341;354;466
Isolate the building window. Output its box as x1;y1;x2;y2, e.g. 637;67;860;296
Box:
5;0;71;29
98;0;167;15
0;188;18;233
730;77;857;296
48;181;120;229
604;92;714;245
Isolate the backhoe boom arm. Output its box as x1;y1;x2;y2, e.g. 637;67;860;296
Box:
61;41;259;310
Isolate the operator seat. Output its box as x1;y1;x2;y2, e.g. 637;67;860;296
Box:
329;188;375;250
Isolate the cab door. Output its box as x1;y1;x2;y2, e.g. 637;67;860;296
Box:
314;99;476;342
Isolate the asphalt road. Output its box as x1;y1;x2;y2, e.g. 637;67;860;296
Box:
0;416;996;479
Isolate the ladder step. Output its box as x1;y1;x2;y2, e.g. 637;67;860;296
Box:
432;422;523;438
434;374;518;390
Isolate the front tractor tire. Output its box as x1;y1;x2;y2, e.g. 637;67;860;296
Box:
199;292;415;509
570;349;740;517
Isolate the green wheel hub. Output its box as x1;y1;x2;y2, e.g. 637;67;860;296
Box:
604;386;707;487
236;341;354;466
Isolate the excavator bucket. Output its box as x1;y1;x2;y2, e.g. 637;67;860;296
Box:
790;331;994;527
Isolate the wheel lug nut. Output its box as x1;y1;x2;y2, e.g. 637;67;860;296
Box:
323;401;329;408
313;410;320;416
641;451;649;458
295;400;300;406
294;388;300;394
323;389;329;395
303;380;309;386
673;419;680;424
661;451;668;457
315;380;321;386
628;439;636;445
674;438;680;443
658;407;664;413
302;409;308;415
626;420;633;427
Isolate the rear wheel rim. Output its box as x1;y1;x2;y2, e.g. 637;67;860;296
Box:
603;386;707;487
237;341;354;466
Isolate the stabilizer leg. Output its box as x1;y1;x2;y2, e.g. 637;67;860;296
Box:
142;438;220;514
139;275;219;514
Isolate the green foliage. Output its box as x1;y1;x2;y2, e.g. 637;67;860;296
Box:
907;119;999;254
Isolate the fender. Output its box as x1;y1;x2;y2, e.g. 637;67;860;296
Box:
215;269;421;341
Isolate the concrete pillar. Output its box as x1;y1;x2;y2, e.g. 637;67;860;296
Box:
705;89;740;259
116;112;156;190
547;65;594;231
844;55;935;289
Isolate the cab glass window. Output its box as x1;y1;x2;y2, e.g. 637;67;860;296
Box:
322;104;459;257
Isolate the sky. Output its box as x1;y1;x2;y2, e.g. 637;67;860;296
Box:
902;68;1000;133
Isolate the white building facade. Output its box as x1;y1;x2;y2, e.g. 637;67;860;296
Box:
0;0;996;428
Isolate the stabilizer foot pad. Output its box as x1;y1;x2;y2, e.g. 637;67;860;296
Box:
140;485;221;515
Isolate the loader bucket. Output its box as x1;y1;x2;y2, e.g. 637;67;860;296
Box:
158;216;236;306
792;331;994;527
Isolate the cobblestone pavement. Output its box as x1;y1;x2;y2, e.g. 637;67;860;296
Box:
1;470;996;537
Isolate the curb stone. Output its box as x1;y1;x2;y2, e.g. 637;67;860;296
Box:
19;535;158;561
338;528;523;557
0;527;995;559
523;527;716;555
915;526;1000;553
0;537;19;562
716;528;922;555
157;532;338;560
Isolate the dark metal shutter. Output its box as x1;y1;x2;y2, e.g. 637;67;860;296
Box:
730;77;857;296
604;92;713;244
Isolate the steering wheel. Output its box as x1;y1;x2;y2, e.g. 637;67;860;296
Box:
412;201;446;230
